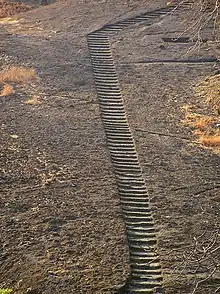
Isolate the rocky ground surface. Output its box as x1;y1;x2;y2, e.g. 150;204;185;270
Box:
0;1;219;294
111;8;220;293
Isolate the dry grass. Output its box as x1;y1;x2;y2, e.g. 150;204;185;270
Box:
0;66;37;84
182;75;220;154
185;113;216;128
0;66;39;102
196;74;220;114
199;133;220;146
24;95;41;105
0;0;30;19
0;83;14;96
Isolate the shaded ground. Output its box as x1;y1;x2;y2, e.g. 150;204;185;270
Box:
0;1;220;294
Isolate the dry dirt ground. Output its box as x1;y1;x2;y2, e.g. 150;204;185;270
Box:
111;7;220;293
0;1;219;294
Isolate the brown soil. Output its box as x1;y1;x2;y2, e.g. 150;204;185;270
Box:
111;7;220;293
0;1;220;294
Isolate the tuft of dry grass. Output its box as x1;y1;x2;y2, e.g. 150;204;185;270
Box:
0;66;40;103
183;112;220;152
199;133;220;146
0;0;30;19
185;113;216;129
196;74;220;114
0;66;37;84
24;95;41;105
182;74;220;153
0;83;14;96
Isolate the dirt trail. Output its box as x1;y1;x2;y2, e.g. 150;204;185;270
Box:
0;1;219;294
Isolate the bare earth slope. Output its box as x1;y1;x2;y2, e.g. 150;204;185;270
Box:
0;1;166;294
111;7;220;294
0;1;219;294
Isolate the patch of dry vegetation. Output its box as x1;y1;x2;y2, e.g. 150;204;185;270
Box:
0;0;30;19
167;0;220;58
25;95;41;105
179;1;220;153
0;66;37;98
197;74;220;114
0;66;37;84
164;229;220;294
199;133;220;146
0;83;14;96
182;74;220;154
